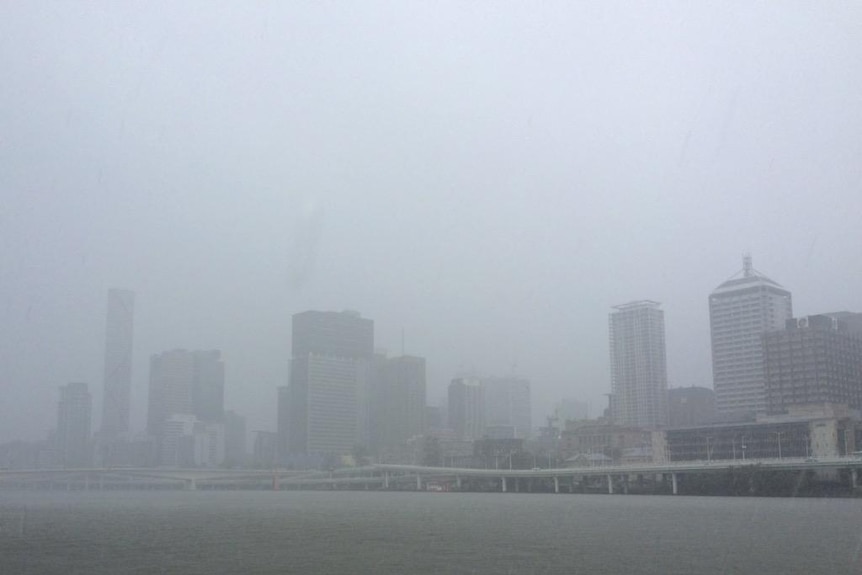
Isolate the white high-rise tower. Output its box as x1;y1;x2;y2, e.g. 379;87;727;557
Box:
609;300;668;428
709;256;792;415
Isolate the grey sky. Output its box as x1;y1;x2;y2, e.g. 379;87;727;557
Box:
2;2;861;441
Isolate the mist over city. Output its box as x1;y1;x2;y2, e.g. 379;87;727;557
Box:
3;3;862;574
3;1;860;449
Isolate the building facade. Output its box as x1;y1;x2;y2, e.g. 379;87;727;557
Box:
609;300;668;428
657;404;860;462
100;288;134;438
764;314;862;413
709;256;792;415
448;377;484;441
57;382;92;467
559;420;652;465
147;349;225;466
285;310;374;457
371;355;427;455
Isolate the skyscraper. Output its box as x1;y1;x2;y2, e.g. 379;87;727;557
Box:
448;377;484;441
57;382;92;467
101;288;134;438
709;256;792;415
147;349;225;465
370;355;427;453
286;310;374;457
191;350;225;423
609;300;668;428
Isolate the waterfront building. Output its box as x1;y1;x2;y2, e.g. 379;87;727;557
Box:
57;382;92;467
609;300;668;428
559;420;652;465
709;255;792;415
100;288;134;438
764;314;862;413
285;310;374;457
657;404;860;462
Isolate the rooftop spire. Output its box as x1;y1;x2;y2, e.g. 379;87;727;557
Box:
743;253;753;277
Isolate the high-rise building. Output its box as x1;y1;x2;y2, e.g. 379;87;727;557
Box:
286;310;374;457
371;355;427;453
609;300;668;428
764;314;862;413
191;350;225;423
57;382;92;467
147;349;225;465
709;256;792;415
448;377;484;441
100;288;134;438
481;377;532;439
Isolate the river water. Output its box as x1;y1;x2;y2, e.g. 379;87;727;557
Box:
0;490;860;574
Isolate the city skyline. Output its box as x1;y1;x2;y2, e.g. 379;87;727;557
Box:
2;3;861;443
5;253;862;445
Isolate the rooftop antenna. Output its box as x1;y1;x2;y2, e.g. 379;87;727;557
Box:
400;327;405;357
743;253;753;277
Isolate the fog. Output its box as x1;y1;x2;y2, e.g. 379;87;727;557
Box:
1;1;860;441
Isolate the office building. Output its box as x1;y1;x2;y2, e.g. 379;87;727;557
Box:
709;255;792;415
448;377;484;441
764;314;862;413
609;300;668;428
191;350;225;423
100;288;134;438
481;376;532;439
371;355;427;453
286;310;374;457
57;382;92;467
147;349;225;465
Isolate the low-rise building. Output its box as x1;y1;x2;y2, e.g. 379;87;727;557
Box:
656;403;861;463
559;420;652;464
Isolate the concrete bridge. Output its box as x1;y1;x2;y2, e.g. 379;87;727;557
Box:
364;457;862;494
2;457;861;494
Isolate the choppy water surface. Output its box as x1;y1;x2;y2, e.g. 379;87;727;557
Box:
0;490;860;574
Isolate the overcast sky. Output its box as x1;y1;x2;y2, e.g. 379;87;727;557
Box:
2;1;861;442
